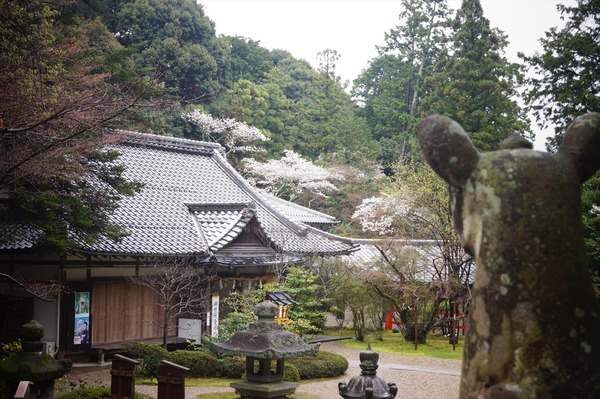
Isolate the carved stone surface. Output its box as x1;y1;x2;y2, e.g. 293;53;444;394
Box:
211;300;319;398
338;344;397;399
0;320;72;399
417;113;600;398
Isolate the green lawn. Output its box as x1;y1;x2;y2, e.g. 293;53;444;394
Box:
321;328;465;360
136;377;238;387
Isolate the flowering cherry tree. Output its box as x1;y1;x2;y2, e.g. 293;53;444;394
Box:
352;194;411;236
183;110;269;155
351;163;474;344
242;150;343;201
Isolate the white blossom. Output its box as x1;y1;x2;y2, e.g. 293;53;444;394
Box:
352;194;410;235
242;150;343;199
183;110;269;154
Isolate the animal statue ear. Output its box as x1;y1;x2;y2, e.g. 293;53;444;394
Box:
417;115;480;188
558;112;600;183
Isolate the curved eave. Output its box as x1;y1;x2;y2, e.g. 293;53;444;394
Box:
188;203;256;252
70;248;209;259
200;254;304;267
211;151;307;235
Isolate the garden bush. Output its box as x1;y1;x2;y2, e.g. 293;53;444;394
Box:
56;387;151;399
218;356;245;378
239;361;300;382
169;350;221;377
287;351;348;379
0;340;21;360
122;340;170;376
283;363;300;382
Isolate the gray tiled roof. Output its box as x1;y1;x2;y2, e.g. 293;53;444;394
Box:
0;224;44;250
1;132;358;257
266;290;297;305
260;193;338;226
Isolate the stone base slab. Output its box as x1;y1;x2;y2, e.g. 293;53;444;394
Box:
230;380;300;399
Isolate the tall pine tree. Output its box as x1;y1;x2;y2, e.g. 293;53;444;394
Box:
421;0;530;151
521;0;599;150
353;0;451;169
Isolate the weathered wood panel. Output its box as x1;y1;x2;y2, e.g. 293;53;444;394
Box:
92;281;176;345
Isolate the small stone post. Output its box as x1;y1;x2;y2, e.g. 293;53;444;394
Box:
14;381;33;399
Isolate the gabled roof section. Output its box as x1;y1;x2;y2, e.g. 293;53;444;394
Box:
188;203;256;252
266;290;297;305
74;131;357;256
72;132;224;256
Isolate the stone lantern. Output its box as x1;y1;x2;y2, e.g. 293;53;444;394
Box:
338;344;397;399
0;320;72;399
212;300;319;399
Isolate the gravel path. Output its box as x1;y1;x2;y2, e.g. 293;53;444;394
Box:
68;341;462;399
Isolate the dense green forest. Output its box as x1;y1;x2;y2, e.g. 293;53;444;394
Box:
1;0;598;272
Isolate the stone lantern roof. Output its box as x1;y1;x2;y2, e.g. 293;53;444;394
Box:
211;301;319;359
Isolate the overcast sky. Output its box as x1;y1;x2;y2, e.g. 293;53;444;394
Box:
199;0;575;150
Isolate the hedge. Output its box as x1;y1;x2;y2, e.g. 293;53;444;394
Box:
120;341;346;381
122;340;169;376
169;350;222;377
218;356;246;378
287;351;348;379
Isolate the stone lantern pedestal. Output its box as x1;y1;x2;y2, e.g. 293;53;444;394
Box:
212;301;319;399
229;379;300;399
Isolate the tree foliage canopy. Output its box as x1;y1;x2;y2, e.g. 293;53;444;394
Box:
0;0;145;250
420;0;530;151
353;0;451;169
352;162;473;342
521;0;600;150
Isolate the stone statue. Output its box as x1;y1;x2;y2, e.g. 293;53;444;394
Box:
417;113;600;398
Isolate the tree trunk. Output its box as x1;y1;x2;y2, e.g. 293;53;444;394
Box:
162;309;169;349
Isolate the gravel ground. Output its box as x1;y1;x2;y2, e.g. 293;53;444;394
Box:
66;341;462;399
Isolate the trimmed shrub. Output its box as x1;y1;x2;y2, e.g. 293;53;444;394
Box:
56;387;152;399
283;363;300;382
169;349;221;377
287;351;348;379
122;340;170;376
0;340;21;360
218;356;245;378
